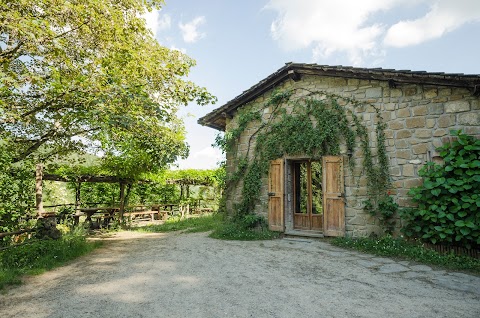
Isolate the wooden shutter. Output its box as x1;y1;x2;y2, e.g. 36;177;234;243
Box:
322;156;345;237
268;159;284;232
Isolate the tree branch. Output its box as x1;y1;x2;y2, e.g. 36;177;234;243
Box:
13;126;101;163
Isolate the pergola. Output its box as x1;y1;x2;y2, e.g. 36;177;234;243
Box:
36;164;136;220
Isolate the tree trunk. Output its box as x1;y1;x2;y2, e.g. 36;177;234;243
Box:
119;182;126;222
35;164;44;216
74;182;81;225
125;183;133;207
75;182;81;209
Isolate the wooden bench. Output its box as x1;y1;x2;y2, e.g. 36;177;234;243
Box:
91;214;115;228
193;207;213;214
151;204;178;220
124;210;159;221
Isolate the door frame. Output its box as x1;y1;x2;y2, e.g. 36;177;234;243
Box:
271;156;346;237
291;160;323;232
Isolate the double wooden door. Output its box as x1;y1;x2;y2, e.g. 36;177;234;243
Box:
293;160;323;231
268;156;345;236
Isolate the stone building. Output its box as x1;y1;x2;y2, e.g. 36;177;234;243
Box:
199;63;480;237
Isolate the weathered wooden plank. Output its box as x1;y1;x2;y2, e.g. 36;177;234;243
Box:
268;159;284;232
322;156;345;237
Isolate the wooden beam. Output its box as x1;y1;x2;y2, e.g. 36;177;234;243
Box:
0;228;34;239
165;179;214;186
43;173;133;184
288;69;301;82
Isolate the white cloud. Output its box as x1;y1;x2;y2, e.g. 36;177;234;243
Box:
142;10;171;37
176;146;223;170
384;0;480;47
179;16;206;43
265;0;404;65
158;13;172;31
265;0;480;65
170;45;187;54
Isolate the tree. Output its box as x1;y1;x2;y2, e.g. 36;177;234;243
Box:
0;0;216;176
0;145;34;236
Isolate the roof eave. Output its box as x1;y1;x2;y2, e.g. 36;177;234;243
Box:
198;63;480;131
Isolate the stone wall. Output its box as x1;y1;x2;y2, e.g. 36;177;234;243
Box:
225;74;480;237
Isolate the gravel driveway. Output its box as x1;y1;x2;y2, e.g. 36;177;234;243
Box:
1;231;479;318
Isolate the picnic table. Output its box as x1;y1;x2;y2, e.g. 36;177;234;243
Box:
124;205;159;221
76;207;120;228
74;203;193;226
151;203;180;220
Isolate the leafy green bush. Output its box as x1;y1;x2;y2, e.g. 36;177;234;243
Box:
401;131;480;248
364;195;398;235
210;214;280;241
1;228;93;269
209;222;280;241
0;228;100;289
0;146;35;238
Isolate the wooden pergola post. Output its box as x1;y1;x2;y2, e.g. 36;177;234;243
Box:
35;163;61;239
73;182;82;225
35;163;44;217
75;182;81;210
119;182;126;222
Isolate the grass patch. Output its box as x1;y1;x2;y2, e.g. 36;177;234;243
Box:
136;213;223;233
209;221;280;240
0;229;101;290
331;236;480;274
135;213;281;240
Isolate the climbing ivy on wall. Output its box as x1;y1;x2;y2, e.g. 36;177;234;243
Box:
215;88;394;232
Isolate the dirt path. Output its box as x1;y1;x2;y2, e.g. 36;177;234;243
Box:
1;231;479;318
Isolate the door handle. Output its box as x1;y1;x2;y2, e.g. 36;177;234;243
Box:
268;192;276;197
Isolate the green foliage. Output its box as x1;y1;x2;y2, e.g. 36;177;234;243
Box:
225;92;359;218
401;131;480;248
364;195;398;235
54;167;224;207
1;0;215;177
0;229;101;290
237;213;267;229
332;235;480;273
133;183;180;204
136;213;279;240
356;114;396;233
234;160;267;215
224;108;262;153
75;183;120;206
0;146;35;237
161;168;225;187
209;222;280;241
210;214;280;240
217;89;392;232
136;213;222;233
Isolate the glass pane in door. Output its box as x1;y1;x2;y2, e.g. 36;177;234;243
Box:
311;161;322;215
294;162;308;214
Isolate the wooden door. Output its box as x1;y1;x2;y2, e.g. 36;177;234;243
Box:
268;159;284;232
293;161;323;232
322;156;345;236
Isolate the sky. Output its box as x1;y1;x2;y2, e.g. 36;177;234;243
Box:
143;0;480;170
